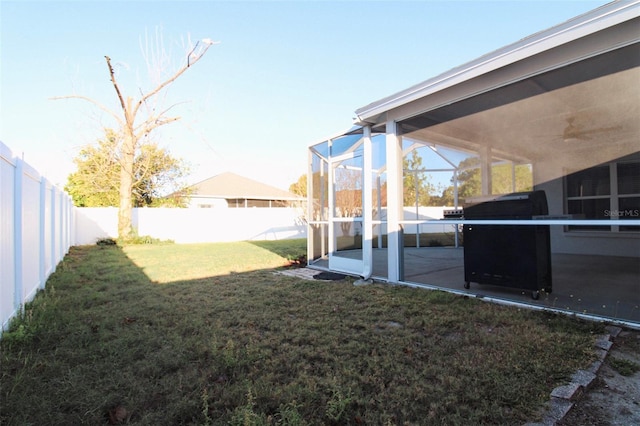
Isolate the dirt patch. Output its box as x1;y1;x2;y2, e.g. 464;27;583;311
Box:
559;329;640;426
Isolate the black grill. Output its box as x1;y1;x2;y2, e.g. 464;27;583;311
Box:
463;190;552;299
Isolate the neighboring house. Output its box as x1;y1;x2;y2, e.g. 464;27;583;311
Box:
307;2;639;325
187;172;304;208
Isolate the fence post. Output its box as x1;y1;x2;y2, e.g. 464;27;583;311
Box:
61;192;68;255
39;177;47;290
13;158;23;313
50;184;57;272
58;190;64;263
63;192;73;251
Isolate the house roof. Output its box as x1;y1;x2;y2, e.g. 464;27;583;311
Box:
189;172;302;200
354;0;639;124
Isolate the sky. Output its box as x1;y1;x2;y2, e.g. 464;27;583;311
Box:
0;0;611;191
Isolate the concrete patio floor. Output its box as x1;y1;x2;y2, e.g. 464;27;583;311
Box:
312;248;640;325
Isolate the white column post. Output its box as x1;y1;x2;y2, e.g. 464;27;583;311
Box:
414;170;420;248
327;138;335;258
376;175;383;249
320;158;327;258
453;170;460;248
362;126;373;279
306;147;313;265
386;120;404;282
480;146;492;195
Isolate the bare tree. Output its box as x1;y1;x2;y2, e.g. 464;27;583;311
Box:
53;34;217;239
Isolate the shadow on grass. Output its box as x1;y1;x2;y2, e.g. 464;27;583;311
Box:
1;243;604;425
247;238;307;265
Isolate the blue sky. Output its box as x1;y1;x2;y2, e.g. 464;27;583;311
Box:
1;0;609;190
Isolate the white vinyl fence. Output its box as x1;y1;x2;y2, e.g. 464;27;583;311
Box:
1;141;74;331
75;207;308;245
1;142;307;331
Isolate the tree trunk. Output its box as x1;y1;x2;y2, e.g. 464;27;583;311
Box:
118;131;136;239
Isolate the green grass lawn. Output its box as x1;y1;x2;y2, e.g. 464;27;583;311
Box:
1;239;603;425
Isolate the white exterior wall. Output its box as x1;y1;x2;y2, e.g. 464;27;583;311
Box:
75;207;307;245
1;141;74;331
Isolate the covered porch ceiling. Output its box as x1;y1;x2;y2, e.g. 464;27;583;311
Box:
398;42;640;171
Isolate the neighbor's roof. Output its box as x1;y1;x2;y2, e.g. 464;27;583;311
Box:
189;172;301;200
354;0;639;123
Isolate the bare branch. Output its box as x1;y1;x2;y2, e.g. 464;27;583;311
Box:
104;56;129;125
132;152;150;187
133;41;214;119
155;116;180;126
136;116;181;140
187;41;200;67
134;100;187;140
140;27;171;86
50;94;124;127
135;100;188;130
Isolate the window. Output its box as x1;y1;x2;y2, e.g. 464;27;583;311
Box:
566;160;640;232
246;199;270;208
227;199;245;208
617;161;640;231
226;199;289;208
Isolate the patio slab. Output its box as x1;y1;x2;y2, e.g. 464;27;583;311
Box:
311;248;640;324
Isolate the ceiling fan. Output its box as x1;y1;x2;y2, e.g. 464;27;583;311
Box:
561;117;621;142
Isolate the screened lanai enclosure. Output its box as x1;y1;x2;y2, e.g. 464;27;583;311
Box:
307;2;640;326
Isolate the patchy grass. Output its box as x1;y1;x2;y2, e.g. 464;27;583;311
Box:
608;357;640;376
1;241;603;425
